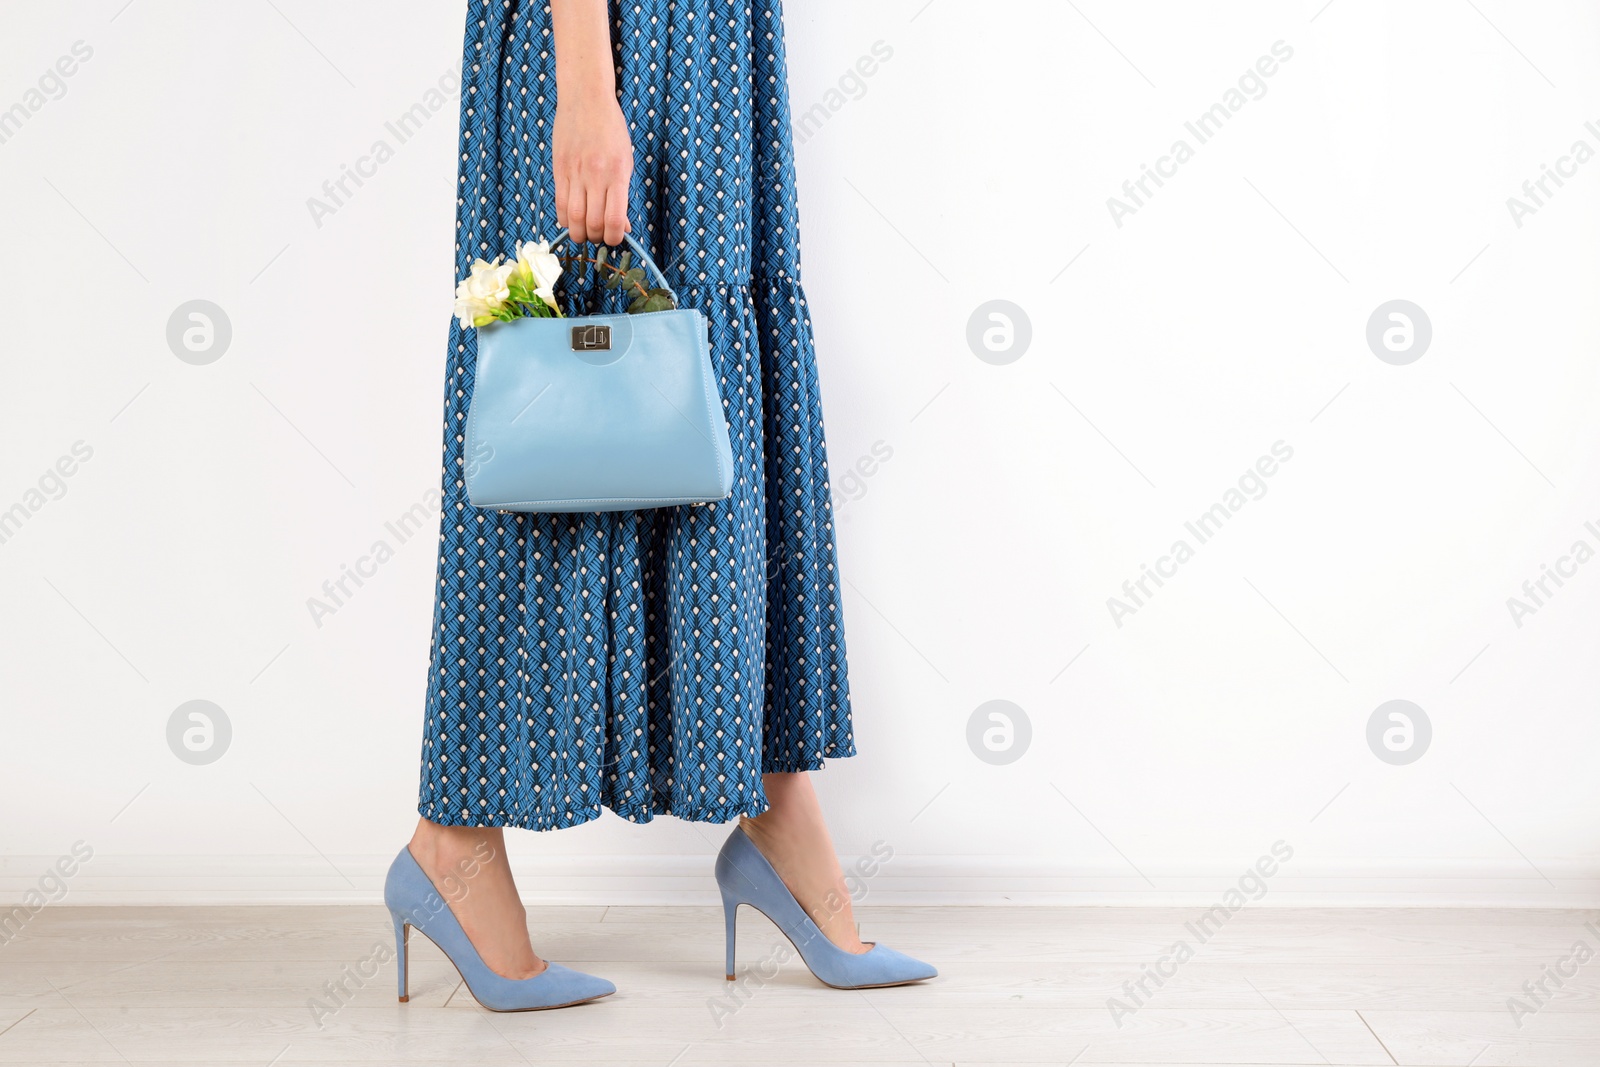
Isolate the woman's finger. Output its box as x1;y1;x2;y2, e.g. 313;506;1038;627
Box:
554;168;570;231
602;180;630;247
566;184;589;243
586;183;608;247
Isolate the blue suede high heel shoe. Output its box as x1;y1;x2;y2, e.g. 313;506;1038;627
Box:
384;846;615;1011
715;826;937;989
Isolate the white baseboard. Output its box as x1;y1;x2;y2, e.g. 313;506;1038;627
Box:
3;854;1598;908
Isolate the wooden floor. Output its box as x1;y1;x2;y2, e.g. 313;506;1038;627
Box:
0;905;1596;1065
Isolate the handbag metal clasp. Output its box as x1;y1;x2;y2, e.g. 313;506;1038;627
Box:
571;324;612;352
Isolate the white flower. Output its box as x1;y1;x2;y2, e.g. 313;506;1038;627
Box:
454;256;516;329
515;240;564;311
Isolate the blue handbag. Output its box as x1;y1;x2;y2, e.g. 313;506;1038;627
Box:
463;231;735;513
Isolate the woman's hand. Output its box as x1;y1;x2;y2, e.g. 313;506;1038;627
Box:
551;0;632;246
553;95;633;246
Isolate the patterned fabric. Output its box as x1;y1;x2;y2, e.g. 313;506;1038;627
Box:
416;0;855;830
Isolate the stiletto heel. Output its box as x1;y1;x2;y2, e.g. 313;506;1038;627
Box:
383;846;614;1011
391;912;410;1002
713;827;937;989
721;888;739;980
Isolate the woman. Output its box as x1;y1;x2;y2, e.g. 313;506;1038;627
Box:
382;0;936;1010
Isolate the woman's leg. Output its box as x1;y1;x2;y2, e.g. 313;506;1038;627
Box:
739;772;870;954
407;817;545;979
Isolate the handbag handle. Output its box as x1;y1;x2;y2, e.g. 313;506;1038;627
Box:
547;229;676;303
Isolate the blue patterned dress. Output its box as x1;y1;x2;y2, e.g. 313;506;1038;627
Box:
417;0;854;830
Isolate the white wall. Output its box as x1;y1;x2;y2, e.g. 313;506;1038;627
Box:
3;0;1598;907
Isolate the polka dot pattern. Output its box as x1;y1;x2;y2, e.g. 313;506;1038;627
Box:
416;0;854;830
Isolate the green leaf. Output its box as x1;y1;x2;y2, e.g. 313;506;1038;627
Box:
648;294;675;313
595;247;608;272
619;251;632;272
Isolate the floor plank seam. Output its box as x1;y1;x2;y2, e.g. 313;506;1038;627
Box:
0;1008;33;1041
1355;1007;1400;1065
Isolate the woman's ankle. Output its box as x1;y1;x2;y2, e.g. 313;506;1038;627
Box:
739;775;871;954
409;819;506;902
407;818;544;978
